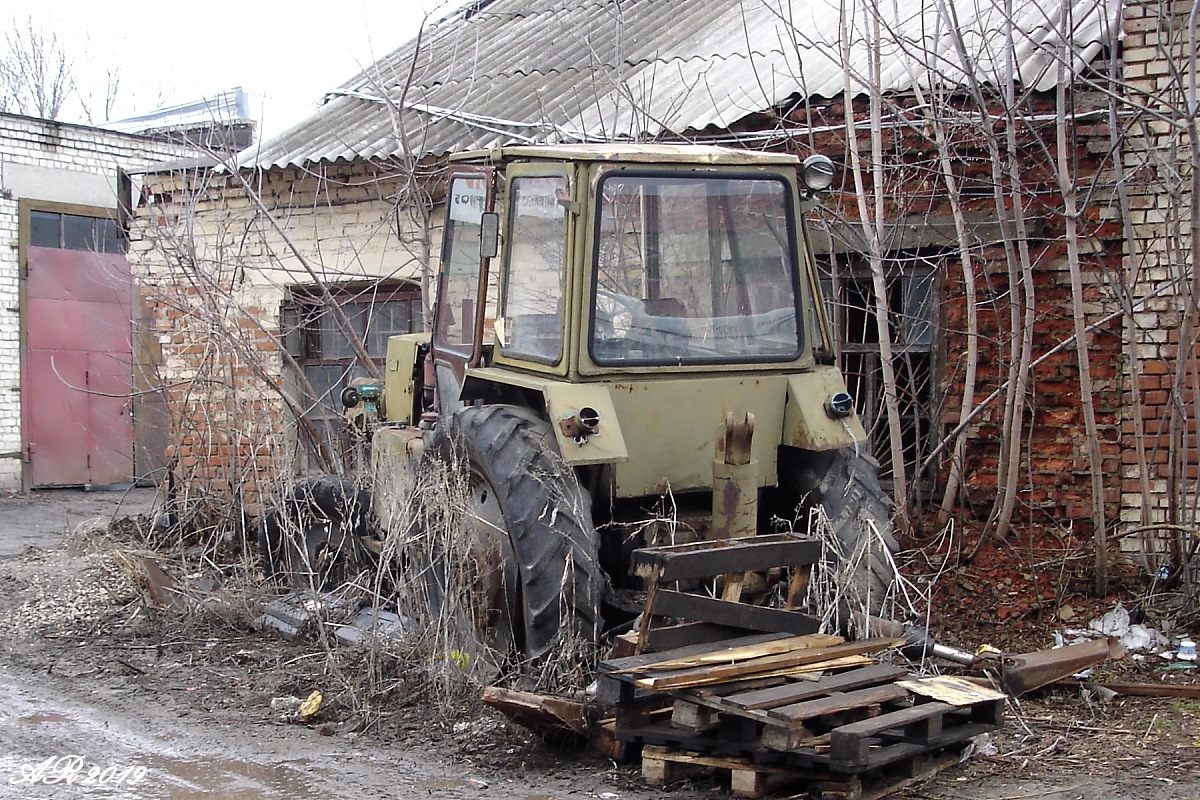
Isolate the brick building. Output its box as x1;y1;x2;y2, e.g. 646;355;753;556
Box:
131;0;1191;552
0;113;197;491
1119;0;1199;535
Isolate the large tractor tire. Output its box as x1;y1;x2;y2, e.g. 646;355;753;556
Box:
422;404;602;664
785;446;898;615
259;475;372;590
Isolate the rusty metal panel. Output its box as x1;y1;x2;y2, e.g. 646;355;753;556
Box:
25;351;92;486
24;245;134;487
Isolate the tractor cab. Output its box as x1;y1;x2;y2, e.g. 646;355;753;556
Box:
428;144;840;412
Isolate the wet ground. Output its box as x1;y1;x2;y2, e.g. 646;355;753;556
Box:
0;486;159;557
0;489;1197;799
1;666;616;799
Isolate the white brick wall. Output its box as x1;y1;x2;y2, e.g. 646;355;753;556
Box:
0;112;198;492
1120;0;1198;527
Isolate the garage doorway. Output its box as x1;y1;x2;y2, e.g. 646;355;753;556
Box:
21;204;134;487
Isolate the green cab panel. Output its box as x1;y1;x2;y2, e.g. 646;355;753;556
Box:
384;333;431;425
783;367;868;450
609;376;787;496
462;368;861;497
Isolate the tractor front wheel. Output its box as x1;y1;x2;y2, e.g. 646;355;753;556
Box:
422;404;602;665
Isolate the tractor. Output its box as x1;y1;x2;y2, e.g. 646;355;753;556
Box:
261;143;897;665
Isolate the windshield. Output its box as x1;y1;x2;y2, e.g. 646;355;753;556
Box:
591;173;802;365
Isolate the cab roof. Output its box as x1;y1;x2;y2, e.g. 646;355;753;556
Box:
449;142;800;167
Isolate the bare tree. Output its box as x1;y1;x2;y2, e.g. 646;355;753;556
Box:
0;16;75;119
1;15;124;123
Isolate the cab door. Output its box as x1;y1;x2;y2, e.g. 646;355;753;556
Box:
431;167;495;412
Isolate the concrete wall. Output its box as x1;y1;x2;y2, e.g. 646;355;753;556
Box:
0;113;197;492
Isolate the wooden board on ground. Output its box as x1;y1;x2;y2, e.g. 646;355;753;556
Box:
481;686;589;736
896;675;1007;706
610;622;757;656
723;663;911;711
601;632;791;676
767;683;911;726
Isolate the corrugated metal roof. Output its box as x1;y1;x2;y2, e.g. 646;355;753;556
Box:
243;0;1120;170
106;88;251;134
451;142;802;164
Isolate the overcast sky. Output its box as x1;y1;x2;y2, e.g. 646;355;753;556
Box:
10;0;472;142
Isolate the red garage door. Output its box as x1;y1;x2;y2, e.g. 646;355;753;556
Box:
23;210;134;487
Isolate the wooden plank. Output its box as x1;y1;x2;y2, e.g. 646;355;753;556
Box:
1058;680;1200;699
633;565;663;654
768;683;911;726
635;638;903;692
895;675;1007;706
761;723;831;752
811;749;957;800
612;622;756;655
631;536;822;581
722;571;746;601
638;745;805;799
651;589;822;634
711;655;873;683
600;632;791;675
671;699;720;732
591;718;627;761
614;633;843;674
726;664;911;711
784;564;810;610
481;686;589;735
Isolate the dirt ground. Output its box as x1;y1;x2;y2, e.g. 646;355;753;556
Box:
1;490;1197;799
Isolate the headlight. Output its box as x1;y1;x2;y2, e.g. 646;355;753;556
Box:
826;391;855;418
801;155;835;192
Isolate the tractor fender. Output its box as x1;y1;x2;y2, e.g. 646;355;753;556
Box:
782;366;869;450
461;369;629;466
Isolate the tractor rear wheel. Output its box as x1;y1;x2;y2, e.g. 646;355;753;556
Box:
784;446;898;615
422;404;602;664
258;475;372;590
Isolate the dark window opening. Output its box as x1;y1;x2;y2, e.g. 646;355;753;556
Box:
285;283;423;467
819;251;939;493
29;210;125;253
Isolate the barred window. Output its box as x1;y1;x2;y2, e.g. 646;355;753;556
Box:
283;283;422;467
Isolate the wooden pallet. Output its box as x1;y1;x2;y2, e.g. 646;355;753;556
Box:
600;536;1005;795
602;636;1005;769
641;743;966;799
628;533;824;654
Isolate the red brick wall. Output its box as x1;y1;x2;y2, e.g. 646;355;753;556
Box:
768;91;1124;535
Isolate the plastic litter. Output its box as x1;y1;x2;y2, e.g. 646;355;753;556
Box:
1084;604;1169;652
